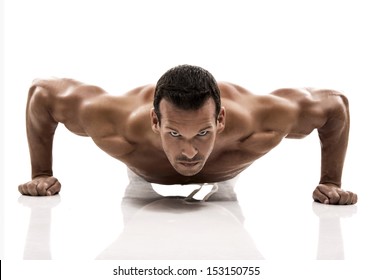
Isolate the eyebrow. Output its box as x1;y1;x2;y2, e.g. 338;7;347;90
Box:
164;125;213;132
199;126;213;131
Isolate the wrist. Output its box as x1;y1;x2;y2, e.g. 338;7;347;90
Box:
32;171;53;179
319;181;341;188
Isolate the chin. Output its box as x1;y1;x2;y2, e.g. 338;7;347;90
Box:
178;170;201;177
174;164;203;177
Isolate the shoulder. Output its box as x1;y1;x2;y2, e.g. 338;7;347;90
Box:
29;78;107;107
270;87;349;137
262;87;335;132
217;82;302;112
217;81;253;100
80;84;154;140
30;78;82;94
266;87;328;120
270;87;348;110
81;84;154;117
217;82;299;134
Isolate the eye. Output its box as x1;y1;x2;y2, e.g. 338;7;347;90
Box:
197;130;209;136
170;131;181;137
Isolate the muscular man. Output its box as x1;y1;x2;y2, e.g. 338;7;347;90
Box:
18;65;357;205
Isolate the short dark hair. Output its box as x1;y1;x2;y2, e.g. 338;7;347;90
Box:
153;65;221;123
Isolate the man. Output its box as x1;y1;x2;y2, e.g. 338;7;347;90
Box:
18;65;357;205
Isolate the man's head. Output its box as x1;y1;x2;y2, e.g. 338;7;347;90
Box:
151;65;225;177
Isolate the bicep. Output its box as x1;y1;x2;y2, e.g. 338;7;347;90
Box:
285;88;348;139
79;99;136;158
269;88;326;138
286;100;326;138
37;81;107;136
26;84;58;135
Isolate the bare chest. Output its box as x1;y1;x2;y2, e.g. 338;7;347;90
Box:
111;130;285;184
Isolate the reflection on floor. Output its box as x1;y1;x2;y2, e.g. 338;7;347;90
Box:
17;171;359;260
312;201;357;260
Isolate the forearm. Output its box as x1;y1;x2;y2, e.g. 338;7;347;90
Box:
317;94;350;187
309;90;356;204
28;129;56;179
26;85;58;179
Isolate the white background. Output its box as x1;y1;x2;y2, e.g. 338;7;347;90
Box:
2;0;371;279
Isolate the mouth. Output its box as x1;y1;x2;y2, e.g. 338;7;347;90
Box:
174;161;203;176
178;161;200;168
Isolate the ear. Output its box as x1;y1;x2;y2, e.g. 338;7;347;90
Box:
217;107;226;133
150;108;160;134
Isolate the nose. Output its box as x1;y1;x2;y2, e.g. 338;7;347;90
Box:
181;141;198;159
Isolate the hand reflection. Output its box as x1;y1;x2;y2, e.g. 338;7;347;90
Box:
312;201;357;259
18;195;61;259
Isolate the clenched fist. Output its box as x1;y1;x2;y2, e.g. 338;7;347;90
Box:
18;176;61;196
313;183;357;205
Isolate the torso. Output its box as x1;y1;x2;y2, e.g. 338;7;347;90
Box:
43;79;313;185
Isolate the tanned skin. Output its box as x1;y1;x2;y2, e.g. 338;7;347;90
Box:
18;78;357;205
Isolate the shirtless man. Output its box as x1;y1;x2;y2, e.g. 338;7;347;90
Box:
18;65;357;205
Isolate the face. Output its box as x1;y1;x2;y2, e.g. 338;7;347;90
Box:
151;98;225;177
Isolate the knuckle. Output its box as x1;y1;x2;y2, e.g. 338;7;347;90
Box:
329;193;340;204
30;180;42;195
312;190;321;198
341;197;349;205
48;181;61;195
36;182;45;190
46;176;56;183
27;185;37;195
18;184;25;194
